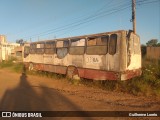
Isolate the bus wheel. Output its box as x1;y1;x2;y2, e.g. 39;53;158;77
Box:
67;66;80;80
29;63;34;71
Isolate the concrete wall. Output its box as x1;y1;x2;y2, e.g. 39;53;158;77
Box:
12;46;23;61
0;43;20;61
0;35;6;43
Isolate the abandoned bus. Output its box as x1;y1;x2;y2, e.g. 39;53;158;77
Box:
23;30;141;80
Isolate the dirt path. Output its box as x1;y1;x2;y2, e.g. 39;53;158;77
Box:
0;68;159;120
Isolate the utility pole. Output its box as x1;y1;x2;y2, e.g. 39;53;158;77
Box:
132;0;136;34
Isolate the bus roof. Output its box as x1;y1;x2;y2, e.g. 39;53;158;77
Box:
31;30;128;43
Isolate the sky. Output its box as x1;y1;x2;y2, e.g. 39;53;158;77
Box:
0;0;159;44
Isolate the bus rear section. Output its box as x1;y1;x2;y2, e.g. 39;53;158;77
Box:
77;30;141;80
120;31;142;80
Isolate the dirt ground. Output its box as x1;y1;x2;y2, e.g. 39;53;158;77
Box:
0;68;159;120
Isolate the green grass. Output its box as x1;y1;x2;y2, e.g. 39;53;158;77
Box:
82;57;160;97
80;57;160;98
67;78;81;85
26;70;66;80
0;57;24;73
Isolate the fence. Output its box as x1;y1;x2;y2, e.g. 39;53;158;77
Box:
146;47;160;60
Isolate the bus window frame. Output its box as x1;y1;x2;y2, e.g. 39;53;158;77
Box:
109;34;117;55
69;38;85;55
36;42;45;54
86;35;108;55
30;43;36;54
56;40;69;59
45;41;56;54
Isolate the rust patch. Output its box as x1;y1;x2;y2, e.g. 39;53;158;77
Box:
43;64;67;74
121;68;142;80
78;68;118;80
54;66;67;74
43;64;54;72
78;68;141;80
34;63;44;71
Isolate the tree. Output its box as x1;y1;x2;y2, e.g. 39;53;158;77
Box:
16;39;26;46
146;39;158;46
157;43;160;46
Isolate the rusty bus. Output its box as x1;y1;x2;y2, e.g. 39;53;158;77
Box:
23;30;141;80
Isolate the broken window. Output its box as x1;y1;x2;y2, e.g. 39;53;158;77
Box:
56;40;69;48
36;42;45;54
87;38;96;46
71;39;85;46
30;44;36;54
45;41;55;54
64;41;69;47
56;40;69;58
30;44;36;49
99;36;108;45
57;48;68;59
86;36;108;55
70;39;85;55
37;43;44;48
56;41;63;48
45;41;55;48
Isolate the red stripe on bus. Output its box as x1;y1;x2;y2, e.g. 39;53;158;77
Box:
78;68;118;80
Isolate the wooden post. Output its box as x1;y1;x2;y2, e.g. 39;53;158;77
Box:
132;0;136;34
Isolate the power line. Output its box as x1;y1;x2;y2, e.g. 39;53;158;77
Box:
58;5;132;37
22;1;131;40
22;0;117;39
137;0;160;5
22;0;159;40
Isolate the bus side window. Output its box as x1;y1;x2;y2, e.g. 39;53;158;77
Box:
100;36;109;53
86;36;108;55
36;43;45;54
45;41;55;54
87;38;96;46
30;44;36;54
69;39;85;55
56;40;69;59
64;41;69;47
109;34;117;55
